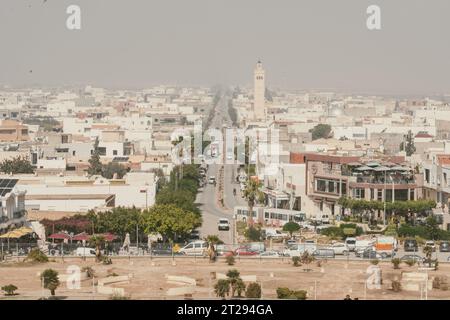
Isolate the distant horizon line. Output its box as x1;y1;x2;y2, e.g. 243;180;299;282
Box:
1;82;450;99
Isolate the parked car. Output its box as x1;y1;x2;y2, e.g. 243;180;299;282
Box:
188;230;200;240
283;243;317;257
400;255;425;264
259;251;282;258
404;239;418;252
264;228;289;240
179;241;208;256
362;248;381;259
218;218;230;231
151;243;183;256
234;247;259;256
286;239;297;247
424;240;436;252
326;243;349;255
75;247;96;257
355;246;372;257
312;249;335;259
439;241;450;252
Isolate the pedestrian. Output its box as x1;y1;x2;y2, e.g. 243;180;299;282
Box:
344;294;352;300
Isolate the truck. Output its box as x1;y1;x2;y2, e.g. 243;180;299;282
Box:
375;236;397;258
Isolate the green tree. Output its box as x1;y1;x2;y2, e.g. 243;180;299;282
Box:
102;162;128;179
424;216;440;240
282;222;301;238
1;284;18;296
89;235;106;262
214;279;230;299
243;179;264;226
0;156;34;174
41;269;60;296
86;207;143;242
400;130;416;156
142;204;202;242
244;226;262;242
310;124;332;140
88;138;103;176
156;188;199;215
226;269;244;298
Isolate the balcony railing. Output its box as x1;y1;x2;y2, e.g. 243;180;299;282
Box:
355;177;415;185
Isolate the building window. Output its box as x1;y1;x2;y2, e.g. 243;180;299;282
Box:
370;188;375;200
316;179;327;193
113;150;118;156
425;169;430;183
377;189;383;201
353;188;365;199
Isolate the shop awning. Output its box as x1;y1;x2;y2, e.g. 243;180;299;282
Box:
0;227;33;239
48;232;71;240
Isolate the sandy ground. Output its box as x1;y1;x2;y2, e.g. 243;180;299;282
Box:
0;257;449;300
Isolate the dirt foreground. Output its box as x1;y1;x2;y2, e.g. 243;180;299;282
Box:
0;257;449;300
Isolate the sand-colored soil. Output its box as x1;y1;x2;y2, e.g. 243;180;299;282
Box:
0;257;449;300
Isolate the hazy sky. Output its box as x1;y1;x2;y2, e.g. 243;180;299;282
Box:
1;0;450;94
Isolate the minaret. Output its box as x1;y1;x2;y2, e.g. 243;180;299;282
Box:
253;60;266;120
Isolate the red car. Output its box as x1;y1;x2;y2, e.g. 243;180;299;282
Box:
233;247;259;256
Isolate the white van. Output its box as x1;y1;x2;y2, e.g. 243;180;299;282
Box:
283;243;317;257
179;241;208;256
75;247;96;257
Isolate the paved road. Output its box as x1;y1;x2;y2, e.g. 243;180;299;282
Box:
197;91;236;244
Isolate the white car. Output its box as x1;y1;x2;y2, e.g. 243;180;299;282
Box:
208;176;216;184
218;218;230;231
179;241;208;256
283;243;317;257
259;251;282;258
326;243;349;255
75;247;96;257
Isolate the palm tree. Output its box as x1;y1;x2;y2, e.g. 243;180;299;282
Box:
214;279;230;299
243;179;264;226
41;269;60;296
89;235;106;262
226;269;242;297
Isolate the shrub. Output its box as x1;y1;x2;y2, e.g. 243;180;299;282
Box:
292;256;301;267
276;287;307;300
292;290;307;300
300;251;314;265
391;258;401;269
101;256;112;265
107;272;119;277
26;249;48;263
245;282;261;299
1;284;18;296
391;280;401;292
370;259;379;265
226;255;235;266
404;259;415;267
276;287;292;299
109;293;130;300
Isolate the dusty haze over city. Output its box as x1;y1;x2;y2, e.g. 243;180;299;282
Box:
1;0;450;94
